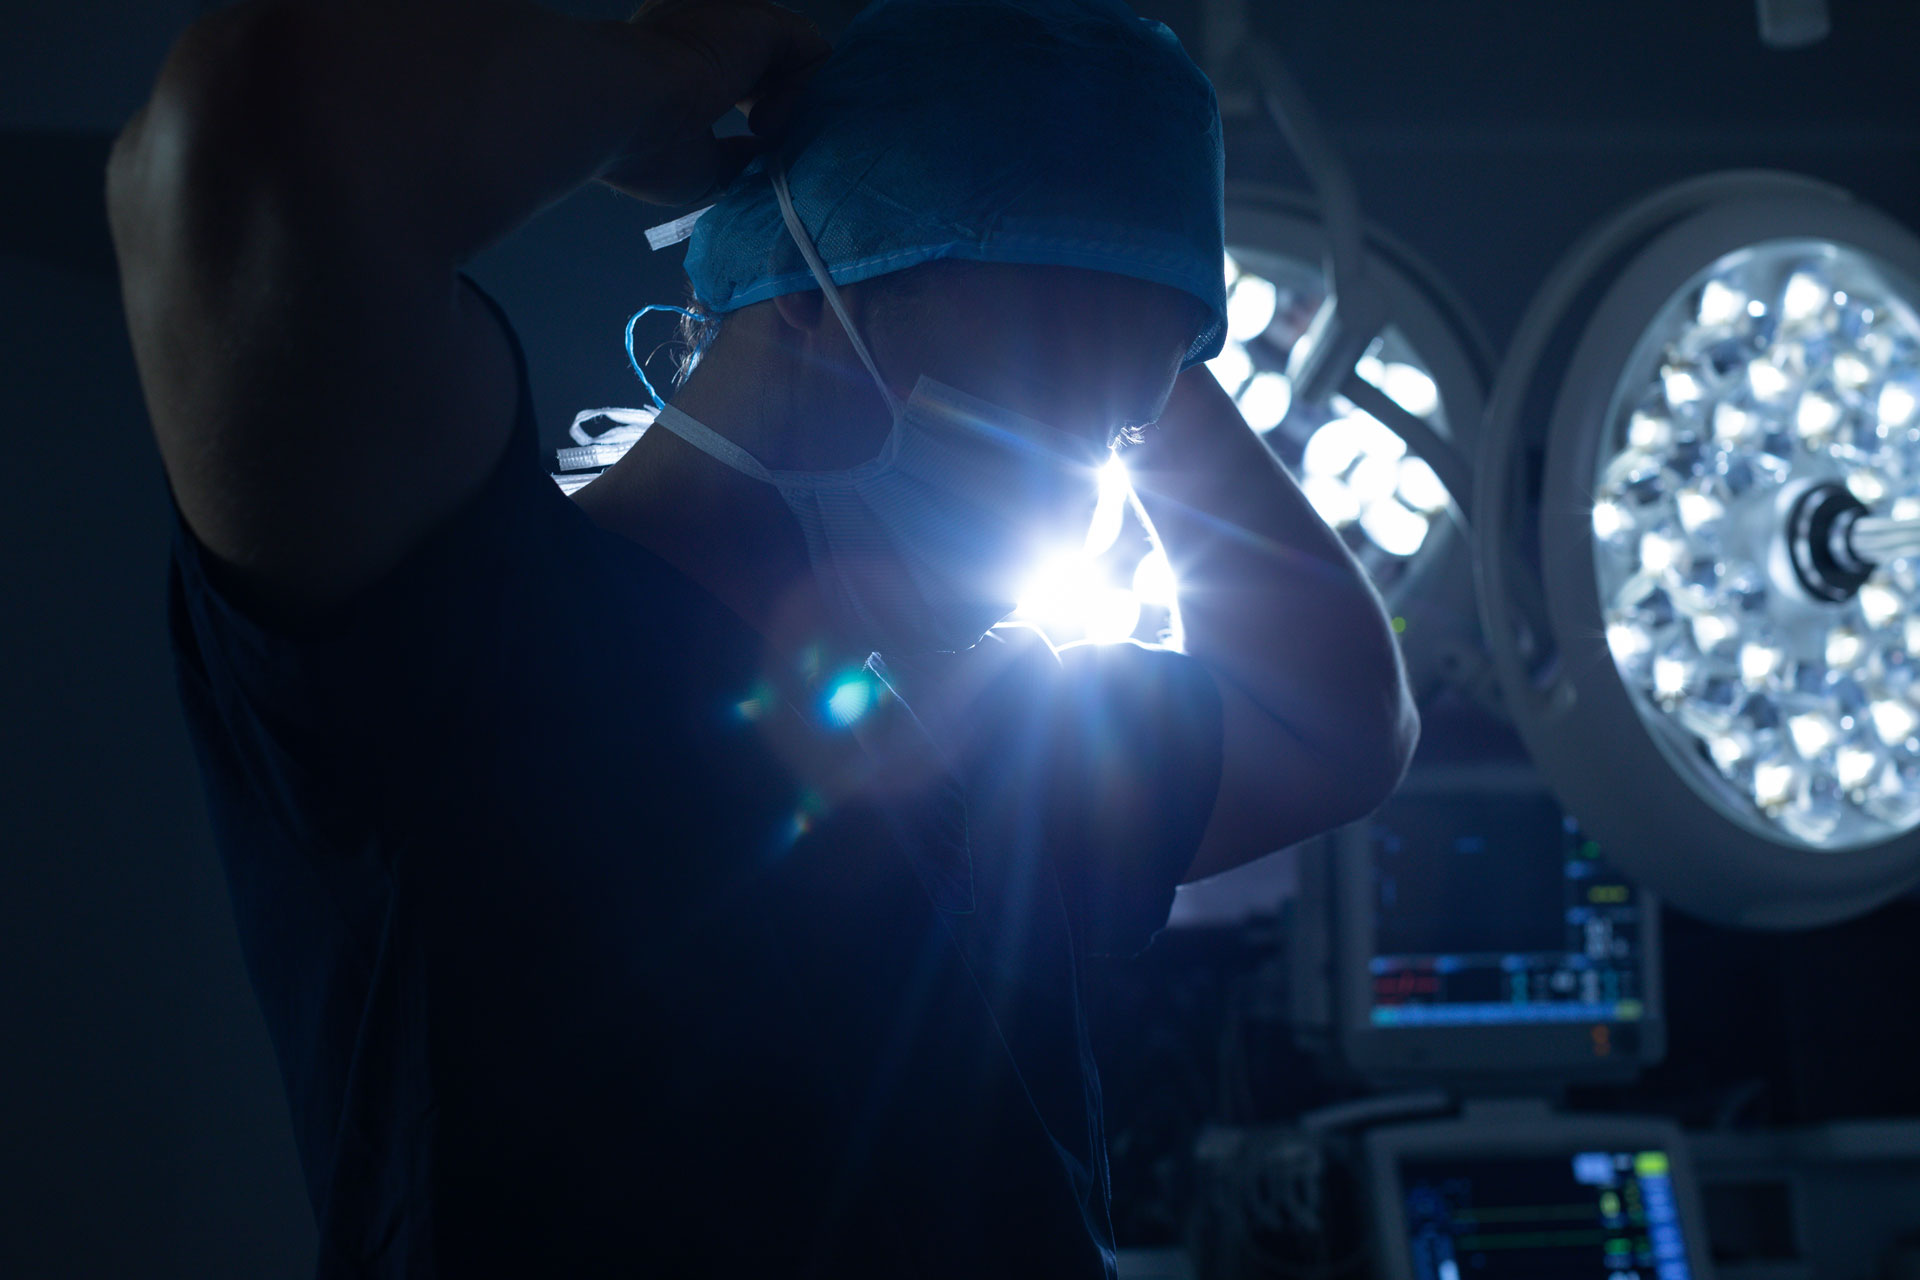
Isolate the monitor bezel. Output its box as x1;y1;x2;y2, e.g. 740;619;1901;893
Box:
1335;764;1667;1083
1365;1109;1716;1280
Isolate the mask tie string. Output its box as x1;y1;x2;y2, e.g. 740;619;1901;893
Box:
769;165;905;421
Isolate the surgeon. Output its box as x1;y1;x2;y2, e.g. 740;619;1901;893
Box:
108;0;1417;1273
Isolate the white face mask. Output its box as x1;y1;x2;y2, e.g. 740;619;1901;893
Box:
650;167;1103;654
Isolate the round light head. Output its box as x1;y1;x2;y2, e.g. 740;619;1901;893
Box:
1592;240;1920;850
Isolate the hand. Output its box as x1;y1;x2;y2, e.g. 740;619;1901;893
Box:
599;0;830;206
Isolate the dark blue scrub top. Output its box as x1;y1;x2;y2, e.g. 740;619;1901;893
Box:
166;279;1222;1278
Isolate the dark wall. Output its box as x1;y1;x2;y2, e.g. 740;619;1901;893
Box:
2;1;1917;1276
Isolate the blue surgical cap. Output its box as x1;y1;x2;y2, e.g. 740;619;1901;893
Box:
682;0;1228;368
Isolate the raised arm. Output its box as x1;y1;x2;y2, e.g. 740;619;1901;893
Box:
1128;366;1420;881
108;0;825;621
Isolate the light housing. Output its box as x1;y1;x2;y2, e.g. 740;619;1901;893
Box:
1477;172;1920;928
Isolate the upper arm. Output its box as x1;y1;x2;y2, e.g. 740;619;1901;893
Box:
1179;671;1415;883
107;4;519;624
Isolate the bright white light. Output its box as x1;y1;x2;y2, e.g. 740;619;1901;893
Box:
1084;456;1130;555
1795;392;1842;440
1783;272;1829;323
1709;733;1749;771
1754;759;1798;808
1082;587;1142;644
1698;279;1747;327
1358;499;1431;557
1302;475;1360;527
1396;457;1450;513
1748;299;1768;318
1789;712;1838;758
1747;359;1792;401
1837;743;1880;790
1226;275;1278;342
1653;653;1690;698
1740;641;1784;684
1303;416;1369;478
1375;362;1441;419
1663;366;1705;405
1833;353;1872;391
1349;450;1402;506
1236;371;1293;431
1692;611;1737;652
1860;581;1902;629
1223;251;1241;288
1639;528;1685;574
1208;341;1253;396
1132;548;1178;608
1676;486;1725;533
1013;553;1141;645
1629;410;1674;450
1826;627;1865;668
1870;698;1919;746
1713;403;1755;442
1592;500;1629;541
1848;470;1889;504
1608;622;1653;664
1882;380;1919;428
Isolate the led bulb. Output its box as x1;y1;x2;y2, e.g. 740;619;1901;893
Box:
1663;365;1706;405
1881;379;1919;429
1653;653;1691;699
1692;611;1738;652
1795;391;1842;441
1782;272;1829;323
1629;409;1675;450
1860;581;1903;630
1870;698;1919;747
1639;528;1686;574
1753;759;1798;809
1837;743;1880;790
1848;470;1889;505
1377;362;1441;419
1747;359;1792;402
1740;641;1784;685
1826;627;1866;668
1301;475;1359;527
1396;457;1450;513
1236;371;1293;431
1226;275;1278;343
1358;499;1430;557
1789;712;1838;759
1676;486;1725;533
1698;279;1747;327
1593;500;1629;541
1207;341;1252;396
1608;622;1654;665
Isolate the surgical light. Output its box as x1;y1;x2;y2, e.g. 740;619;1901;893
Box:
1476;170;1920;927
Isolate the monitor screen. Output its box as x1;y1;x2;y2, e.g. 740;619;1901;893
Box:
1365;791;1647;1031
1396;1148;1695;1280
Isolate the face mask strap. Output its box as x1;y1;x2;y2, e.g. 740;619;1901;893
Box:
769;166;905;421
650;403;778;484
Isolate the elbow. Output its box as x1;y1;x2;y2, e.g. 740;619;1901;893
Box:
107;2;305;247
1318;626;1421;825
1328;679;1418;827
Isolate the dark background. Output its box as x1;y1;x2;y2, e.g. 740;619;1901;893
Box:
3;0;1915;1275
